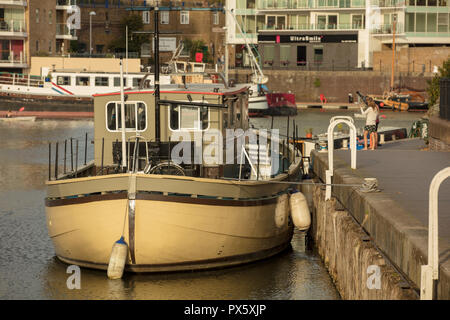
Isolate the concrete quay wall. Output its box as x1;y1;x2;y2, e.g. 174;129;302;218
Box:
429;116;450;152
309;150;450;299
306;184;417;300
229;69;431;103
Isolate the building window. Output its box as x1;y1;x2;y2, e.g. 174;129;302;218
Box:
416;12;426;32
161;11;169;24
169;105;209;131
143;11;150;24
96;44;104;53
213;11;219;25
352;15;363;29
57;76;71;86
317;15;326;29
132;78;141;87
180;11;189;24
49;40;52;54
280;45;290;67
36;9;39;23
49;10;52;24
263;45;275;67
406;13;415;32
427;13;437;32
297;46;307;66
76;76;90;86
314;47;324;64
114;77;127;87
36;40;39;52
438;13;449;32
95;77;109;87
106;102;147;132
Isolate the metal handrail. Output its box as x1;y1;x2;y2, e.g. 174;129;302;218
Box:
325;119;357;200
420;167;450;300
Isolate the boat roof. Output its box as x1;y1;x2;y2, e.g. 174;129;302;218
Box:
93;83;249;98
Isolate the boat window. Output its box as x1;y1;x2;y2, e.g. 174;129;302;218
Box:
114;77;127;87
95;77;109;87
106;101;147;132
107;102;117;130
56;76;70;86
76;76;90;86
133;78;142;87
169;104;209;131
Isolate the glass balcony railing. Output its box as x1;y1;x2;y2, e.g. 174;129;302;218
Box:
56;23;77;37
0;20;26;33
371;23;404;34
0;51;26;65
257;0;366;9
260;22;365;31
0;0;27;5
370;0;407;7
56;0;77;6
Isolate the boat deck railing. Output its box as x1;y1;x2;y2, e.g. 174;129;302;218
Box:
0;73;45;88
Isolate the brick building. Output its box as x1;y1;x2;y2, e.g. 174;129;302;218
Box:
0;0;77;74
75;0;226;69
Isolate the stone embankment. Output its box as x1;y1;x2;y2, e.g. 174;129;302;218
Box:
304;182;418;299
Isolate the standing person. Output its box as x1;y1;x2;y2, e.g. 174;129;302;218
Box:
360;98;379;150
374;103;380;147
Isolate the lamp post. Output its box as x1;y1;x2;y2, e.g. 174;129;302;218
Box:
89;11;96;57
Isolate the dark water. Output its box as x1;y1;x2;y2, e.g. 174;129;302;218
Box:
0;111;421;300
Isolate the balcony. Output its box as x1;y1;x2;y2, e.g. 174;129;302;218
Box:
370;0;406;7
0;52;27;68
260;22;365;31
56;0;76;10
371;23;404;34
0;0;27;6
0;20;27;37
56;23;77;40
256;0;366;10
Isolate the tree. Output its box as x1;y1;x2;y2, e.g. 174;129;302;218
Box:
426;58;450;106
107;14;148;55
183;39;211;63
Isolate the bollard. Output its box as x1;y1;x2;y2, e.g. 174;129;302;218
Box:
342;139;349;150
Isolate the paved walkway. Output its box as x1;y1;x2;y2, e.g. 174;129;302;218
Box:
335;139;450;241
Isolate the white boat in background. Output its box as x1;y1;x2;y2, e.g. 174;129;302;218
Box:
0;70;172;98
0;116;36;122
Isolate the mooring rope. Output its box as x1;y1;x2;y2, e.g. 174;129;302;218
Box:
220;177;363;188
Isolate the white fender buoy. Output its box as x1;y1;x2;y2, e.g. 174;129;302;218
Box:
107;236;128;279
274;193;289;228
289;192;311;231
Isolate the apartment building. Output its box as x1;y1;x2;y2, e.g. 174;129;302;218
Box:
0;0;28;72
0;0;78;73
225;0;450;70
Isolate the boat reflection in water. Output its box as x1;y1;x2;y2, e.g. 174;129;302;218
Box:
41;231;340;300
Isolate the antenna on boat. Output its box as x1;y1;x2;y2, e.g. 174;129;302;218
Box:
224;8;268;85
119;58;127;171
154;6;161;143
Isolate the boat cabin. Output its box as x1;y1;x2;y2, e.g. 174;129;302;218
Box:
93;83;252;179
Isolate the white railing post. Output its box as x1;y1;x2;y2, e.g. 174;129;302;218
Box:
325;119;357;200
420;167;450;300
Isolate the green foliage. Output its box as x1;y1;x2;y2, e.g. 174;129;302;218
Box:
313;78;321;88
426;58;450;106
183;39;211;63
107;14;148;54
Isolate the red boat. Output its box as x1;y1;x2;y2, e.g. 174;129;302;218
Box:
264;93;298;116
